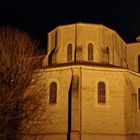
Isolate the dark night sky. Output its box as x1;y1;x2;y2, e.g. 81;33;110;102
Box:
0;0;140;49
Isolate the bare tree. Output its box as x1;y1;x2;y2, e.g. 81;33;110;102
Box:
0;27;46;140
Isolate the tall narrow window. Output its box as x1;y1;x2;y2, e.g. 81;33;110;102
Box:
88;43;93;60
138;88;140;109
50;82;57;104
138;55;140;73
98;82;106;103
67;43;72;62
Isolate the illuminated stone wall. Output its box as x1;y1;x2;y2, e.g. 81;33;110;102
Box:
43;23;128;68
26;65;140;140
28;23;140;140
127;43;140;72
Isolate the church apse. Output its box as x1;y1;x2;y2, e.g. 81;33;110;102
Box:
37;23;140;140
43;23;130;70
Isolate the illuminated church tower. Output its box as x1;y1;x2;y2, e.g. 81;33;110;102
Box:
37;23;140;140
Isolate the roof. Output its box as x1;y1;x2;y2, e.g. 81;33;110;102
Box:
44;61;124;69
38;61;140;78
127;42;140;46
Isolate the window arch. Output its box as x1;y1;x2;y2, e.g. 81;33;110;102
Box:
98;82;106;103
88;43;93;60
50;82;57;104
138;55;140;73
67;43;72;62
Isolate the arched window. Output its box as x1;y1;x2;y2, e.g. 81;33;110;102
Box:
138;55;140;73
138;88;140;109
50;82;57;104
98;82;106;103
67;43;72;62
88;43;93;60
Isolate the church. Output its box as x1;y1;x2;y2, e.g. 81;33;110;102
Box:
31;23;140;140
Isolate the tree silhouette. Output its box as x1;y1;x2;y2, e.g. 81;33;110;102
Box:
0;27;46;140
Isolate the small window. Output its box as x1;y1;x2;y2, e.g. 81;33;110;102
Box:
88;43;93;60
67;43;72;61
98;82;106;103
138;88;140;109
50;82;57;104
138;55;140;73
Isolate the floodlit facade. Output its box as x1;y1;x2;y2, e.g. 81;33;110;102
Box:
31;23;140;140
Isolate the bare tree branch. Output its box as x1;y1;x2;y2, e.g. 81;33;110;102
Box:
0;27;46;140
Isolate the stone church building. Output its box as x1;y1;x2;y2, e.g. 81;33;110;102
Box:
32;23;140;140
